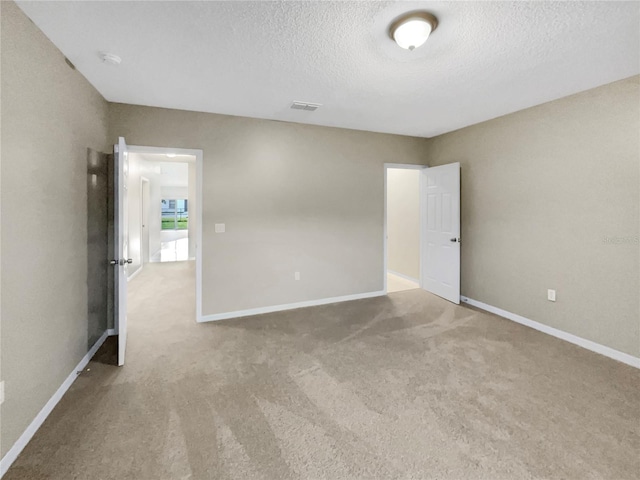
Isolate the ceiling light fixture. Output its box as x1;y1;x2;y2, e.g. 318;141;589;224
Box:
100;52;122;65
389;12;438;51
290;101;322;111
166;153;176;158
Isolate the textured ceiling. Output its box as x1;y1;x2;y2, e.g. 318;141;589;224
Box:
16;1;640;137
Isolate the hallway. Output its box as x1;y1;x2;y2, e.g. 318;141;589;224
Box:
151;230;189;263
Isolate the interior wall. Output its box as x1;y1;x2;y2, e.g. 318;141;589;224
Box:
148;171;162;262
386;169;421;280
0;0;109;458
108;104;429;315
127;153;161;275
160;186;188;198
425;75;640;357
141;179;150;264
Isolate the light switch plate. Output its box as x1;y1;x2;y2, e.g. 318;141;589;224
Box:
0;381;4;405
547;289;556;302
214;223;225;233
294;272;300;281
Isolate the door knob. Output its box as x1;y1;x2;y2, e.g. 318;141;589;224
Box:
126;258;133;264
109;259;118;266
450;238;460;243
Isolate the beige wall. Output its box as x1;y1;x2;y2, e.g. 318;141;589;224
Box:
425;76;640;357
3;0;637;465
108;104;428;315
0;1;109;457
387;169;421;280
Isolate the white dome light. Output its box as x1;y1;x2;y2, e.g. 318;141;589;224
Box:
99;52;122;65
389;12;438;51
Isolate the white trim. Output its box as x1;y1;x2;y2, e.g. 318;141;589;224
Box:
418;169;427;292
384;163;428;170
196;149;203;322
150;247;162;263
383;163;427;294
126;145;204;324
0;330;110;477
107;328;117;336
199;290;385;323
383;166;388;294
461;296;640;369
127;145;199;161
387;269;420;284
127;265;142;282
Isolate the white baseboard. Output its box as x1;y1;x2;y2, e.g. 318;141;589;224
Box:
127;265;142;282
0;330;110;477
461;296;640;369
387;270;420;284
150;248;162;263
199;290;386;323
107;328;117;336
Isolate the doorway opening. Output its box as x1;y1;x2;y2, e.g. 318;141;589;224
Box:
383;162;461;303
113;140;203;366
125;151;195;276
159;197;189;262
384;164;425;293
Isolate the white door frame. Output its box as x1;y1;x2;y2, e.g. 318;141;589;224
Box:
383;163;428;294
127;145;204;323
115;137;130;366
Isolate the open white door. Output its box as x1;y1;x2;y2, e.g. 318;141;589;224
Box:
114;137;130;366
421;162;460;304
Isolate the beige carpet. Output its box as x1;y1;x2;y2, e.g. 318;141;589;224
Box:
6;261;640;479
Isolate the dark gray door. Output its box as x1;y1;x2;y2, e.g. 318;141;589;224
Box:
87;148;111;347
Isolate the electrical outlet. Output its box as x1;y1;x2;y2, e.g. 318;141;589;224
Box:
547;289;556;302
214;223;225;233
294;272;300;281
0;381;5;405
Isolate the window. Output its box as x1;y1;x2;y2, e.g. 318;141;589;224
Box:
161;198;188;230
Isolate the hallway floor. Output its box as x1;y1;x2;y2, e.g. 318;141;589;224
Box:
151;229;189;262
386;271;419;293
5;262;640;479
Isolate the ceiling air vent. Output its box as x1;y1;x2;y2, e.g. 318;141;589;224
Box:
291;101;322;111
